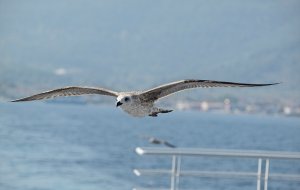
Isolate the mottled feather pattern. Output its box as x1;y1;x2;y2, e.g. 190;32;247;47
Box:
140;79;278;101
12;87;118;102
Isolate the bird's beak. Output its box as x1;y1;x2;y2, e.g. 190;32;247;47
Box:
116;101;123;107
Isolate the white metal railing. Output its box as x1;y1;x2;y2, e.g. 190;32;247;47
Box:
133;147;300;190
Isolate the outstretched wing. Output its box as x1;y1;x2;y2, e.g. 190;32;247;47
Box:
12;86;119;102
140;79;279;102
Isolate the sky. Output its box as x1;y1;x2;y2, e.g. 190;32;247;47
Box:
0;0;299;101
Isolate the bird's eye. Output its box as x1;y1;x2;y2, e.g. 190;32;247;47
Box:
124;97;130;102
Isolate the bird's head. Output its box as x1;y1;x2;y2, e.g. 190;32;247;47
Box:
116;95;133;107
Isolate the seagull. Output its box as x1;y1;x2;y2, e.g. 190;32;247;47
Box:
12;79;278;117
141;136;176;148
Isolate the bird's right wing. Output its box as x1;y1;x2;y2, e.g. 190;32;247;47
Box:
12;86;119;102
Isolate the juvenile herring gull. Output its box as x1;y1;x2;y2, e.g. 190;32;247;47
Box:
12;79;278;117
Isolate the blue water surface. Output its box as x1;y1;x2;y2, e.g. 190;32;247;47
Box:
0;102;299;190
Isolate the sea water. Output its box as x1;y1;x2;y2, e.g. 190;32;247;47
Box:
0;102;299;190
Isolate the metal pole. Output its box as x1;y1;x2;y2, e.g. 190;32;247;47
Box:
257;158;262;190
175;156;181;190
264;159;270;190
171;156;177;190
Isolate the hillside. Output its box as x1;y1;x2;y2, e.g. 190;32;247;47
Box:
0;0;299;102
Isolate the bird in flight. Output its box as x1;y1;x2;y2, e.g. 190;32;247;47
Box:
12;79;278;117
141;136;176;148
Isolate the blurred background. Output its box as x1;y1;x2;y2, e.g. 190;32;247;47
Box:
0;1;300;190
1;0;300;113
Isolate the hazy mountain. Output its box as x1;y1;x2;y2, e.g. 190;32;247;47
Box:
0;0;299;102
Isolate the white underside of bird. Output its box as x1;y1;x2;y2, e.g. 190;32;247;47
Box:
116;92;172;117
12;79;278;117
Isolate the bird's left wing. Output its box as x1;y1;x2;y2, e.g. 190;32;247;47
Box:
140;79;279;102
12;86;119;102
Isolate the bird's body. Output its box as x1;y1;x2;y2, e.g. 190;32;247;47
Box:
12;79;278;117
116;92;173;117
116;92;154;117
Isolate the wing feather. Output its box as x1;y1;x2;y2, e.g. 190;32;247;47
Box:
140;79;279;101
12;86;119;102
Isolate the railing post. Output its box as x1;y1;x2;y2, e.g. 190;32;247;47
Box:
171;155;177;190
264;159;270;190
176;156;181;190
257;158;262;190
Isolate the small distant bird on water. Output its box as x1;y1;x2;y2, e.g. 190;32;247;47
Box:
12;79;278;117
141;136;176;148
